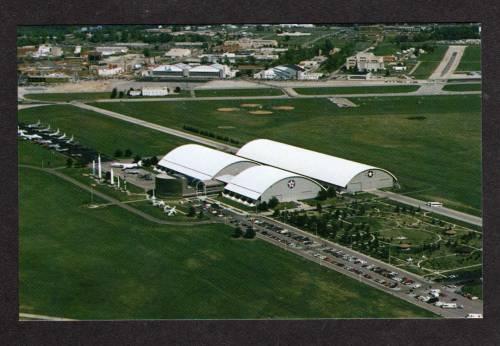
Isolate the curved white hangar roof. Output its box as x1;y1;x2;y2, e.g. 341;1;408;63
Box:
236;139;397;188
159;144;252;181
224;165;319;201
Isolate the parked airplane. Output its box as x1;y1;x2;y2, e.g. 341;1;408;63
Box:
164;206;177;216
36;139;52;144
48;128;61;137
20;133;42;140
65;135;74;144
17;127;27;136
37;124;51;132
27;120;41;128
56;147;69;152
111;161;142;169
57;133;67;140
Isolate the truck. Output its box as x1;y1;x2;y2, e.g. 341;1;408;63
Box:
441;303;458;309
426;201;443;207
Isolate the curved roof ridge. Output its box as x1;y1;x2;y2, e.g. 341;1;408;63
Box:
236;139;397;188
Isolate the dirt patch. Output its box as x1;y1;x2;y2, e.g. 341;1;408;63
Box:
272;106;295;110
217;107;240;112
249;110;274;115
240;103;261;108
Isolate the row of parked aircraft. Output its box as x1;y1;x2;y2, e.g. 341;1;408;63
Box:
18;121;75;152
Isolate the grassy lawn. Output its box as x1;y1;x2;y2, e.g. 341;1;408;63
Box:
19;167;435;319
195;88;284;97
456;46;481;72
24;92;112;102
371;41;400;56
461;281;483;299
93;95;481;215
442;83;481;92
294;85;420;95
18;140;67;167
24;91;191;102
18;105;189;157
411;45;448;79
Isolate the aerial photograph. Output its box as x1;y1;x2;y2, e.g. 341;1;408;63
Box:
17;23;482;320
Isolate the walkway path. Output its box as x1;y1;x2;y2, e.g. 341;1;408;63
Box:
20;164;217;226
371;190;482;227
71;102;239;153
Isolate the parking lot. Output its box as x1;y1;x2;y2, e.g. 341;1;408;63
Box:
200;197;483;318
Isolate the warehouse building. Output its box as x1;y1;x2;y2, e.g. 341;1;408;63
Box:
158;144;256;194
222;166;323;206
236;139;397;193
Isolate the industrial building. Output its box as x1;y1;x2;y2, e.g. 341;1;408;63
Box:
148;63;236;79
236;139;397;193
157;144;257;194
222;166;323;206
346;52;385;72
156;139;397;205
253;64;304;80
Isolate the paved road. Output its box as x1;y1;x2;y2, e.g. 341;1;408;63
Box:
430;45;467;80
209;199;482;318
371;190;482;226
19;313;76;321
20;164;217;226
71;102;239;153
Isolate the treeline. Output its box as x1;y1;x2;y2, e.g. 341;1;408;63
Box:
182;125;241;145
392;24;480;44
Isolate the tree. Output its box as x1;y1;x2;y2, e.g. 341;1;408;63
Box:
114;149;123;158
197;210;204;219
187;205;196;217
118;91;125;98
317;202;323;214
110;88;117;98
268;196;279;209
143;48;151;57
66;158;73;168
175;86;181;93
257;201;268;211
150;156;158;166
244;227;256;239
232;227;243;238
133;154;141;163
124;149;132;157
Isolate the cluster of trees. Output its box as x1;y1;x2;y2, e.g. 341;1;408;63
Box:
316;187;337;201
114;148;133;158
231;226;255;239
110;88;127;99
182;125;241;145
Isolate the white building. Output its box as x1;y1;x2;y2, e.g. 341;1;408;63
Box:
223;165;322;204
164;48;192;59
149;63;236;79
32;44;63;58
253;65;303;80
298;71;323;80
97;66;124;77
95;46;128;56
142;86;169;97
346;52;385;72
236;139;397;193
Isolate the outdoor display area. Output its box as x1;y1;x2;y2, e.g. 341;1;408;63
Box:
275;193;482;282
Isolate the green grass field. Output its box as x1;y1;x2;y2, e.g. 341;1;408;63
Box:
24;91;191;102
24;92;112;102
19;167;435;319
18;140;67;167
411;45;448;79
93;95;481;215
456;46;481;72
442;83;481;92
18;105;189;157
195;88;284;97
294;85;420;95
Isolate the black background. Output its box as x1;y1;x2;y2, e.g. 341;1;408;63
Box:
1;1;499;344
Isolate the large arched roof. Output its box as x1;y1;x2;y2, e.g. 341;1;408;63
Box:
237;139;397;188
158;144;253;181
224;165;320;200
